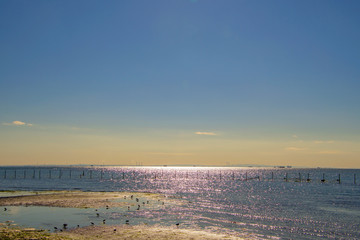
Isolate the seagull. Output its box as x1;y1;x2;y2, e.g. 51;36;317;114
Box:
103;219;106;224
91;222;94;226
4;208;7;211
63;223;68;229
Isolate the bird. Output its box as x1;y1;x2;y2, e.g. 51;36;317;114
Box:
127;206;130;211
125;220;129;224
54;227;58;230
4;208;7;211
96;213;100;217
131;195;133;199
77;225;80;228
91;222;94;225
63;223;68;229
113;228;117;232
176;223;180;228
136;198;139;202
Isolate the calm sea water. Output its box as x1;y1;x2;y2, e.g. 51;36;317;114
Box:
0;166;359;239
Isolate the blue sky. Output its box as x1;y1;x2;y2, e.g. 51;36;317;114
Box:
1;0;360;167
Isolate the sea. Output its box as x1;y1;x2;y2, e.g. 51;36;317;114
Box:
0;166;359;239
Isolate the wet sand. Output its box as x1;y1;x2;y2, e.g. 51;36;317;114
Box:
1;224;246;239
0;191;248;239
0;190;170;208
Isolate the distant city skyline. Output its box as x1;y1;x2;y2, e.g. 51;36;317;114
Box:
1;0;360;168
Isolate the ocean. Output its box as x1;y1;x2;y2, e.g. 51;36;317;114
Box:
0;166;359;239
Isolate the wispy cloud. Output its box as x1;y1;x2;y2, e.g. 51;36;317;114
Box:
195;131;217;136
292;134;299;139
147;152;193;156
3;120;33;127
285;147;306;151
313;140;335;144
316;151;342;155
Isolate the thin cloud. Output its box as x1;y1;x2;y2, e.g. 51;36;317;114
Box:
285;147;306;151
195;131;217;136
147;152;193;156
314;140;335;144
317;151;342;155
3;120;33;127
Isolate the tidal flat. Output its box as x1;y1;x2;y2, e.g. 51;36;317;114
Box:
0;190;246;239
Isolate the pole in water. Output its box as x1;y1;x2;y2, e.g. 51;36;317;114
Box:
321;173;325;183
39;169;41;179
232;172;235;180
271;172;274;181
354;174;356;185
307;173;310;182
245;172;248;181
337;174;341;184
285;173;288;182
33;169;35;179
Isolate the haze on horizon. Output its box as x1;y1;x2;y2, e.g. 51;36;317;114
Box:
1;0;360;168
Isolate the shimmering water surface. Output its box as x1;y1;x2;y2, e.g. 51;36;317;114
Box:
0;166;359;239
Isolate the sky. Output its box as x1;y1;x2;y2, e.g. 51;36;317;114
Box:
1;0;360;168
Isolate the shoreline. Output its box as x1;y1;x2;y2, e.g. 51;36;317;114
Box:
0;190;249;239
1;224;247;240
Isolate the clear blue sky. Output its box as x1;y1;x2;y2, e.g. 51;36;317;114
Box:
1;0;360;167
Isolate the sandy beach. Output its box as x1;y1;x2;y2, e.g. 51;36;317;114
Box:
0;191;247;239
0;224;246;240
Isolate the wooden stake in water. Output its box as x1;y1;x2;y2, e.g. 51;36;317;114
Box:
354;174;357;184
337;174;341;184
271;172;274;181
285;173;288;182
245;172;248;181
321;173;325;183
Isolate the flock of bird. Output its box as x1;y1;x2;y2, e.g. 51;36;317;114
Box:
49;194;174;233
